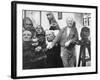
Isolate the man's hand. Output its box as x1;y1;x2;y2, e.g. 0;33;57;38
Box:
35;46;42;52
65;40;71;47
46;42;53;49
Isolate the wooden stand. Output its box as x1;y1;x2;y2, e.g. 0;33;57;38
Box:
78;39;91;67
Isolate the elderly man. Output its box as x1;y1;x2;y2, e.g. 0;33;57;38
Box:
47;17;78;67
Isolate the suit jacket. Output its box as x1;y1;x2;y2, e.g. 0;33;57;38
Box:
52;26;78;48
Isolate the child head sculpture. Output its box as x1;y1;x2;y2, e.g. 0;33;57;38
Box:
23;30;32;41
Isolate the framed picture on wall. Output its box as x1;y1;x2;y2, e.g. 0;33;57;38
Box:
11;1;98;79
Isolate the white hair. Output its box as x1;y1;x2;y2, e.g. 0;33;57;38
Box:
66;17;74;23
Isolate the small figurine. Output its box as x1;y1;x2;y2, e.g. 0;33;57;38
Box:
35;25;46;51
30;33;47;68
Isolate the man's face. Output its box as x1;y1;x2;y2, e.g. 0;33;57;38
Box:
66;18;73;28
23;30;32;41
24;18;32;29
